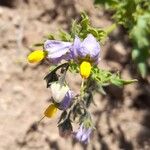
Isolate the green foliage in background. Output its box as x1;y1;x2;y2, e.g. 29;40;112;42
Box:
31;13;137;141
95;0;150;78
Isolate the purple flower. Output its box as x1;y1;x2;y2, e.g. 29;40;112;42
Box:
70;34;101;64
44;34;100;64
58;90;74;110
44;40;72;64
74;124;93;144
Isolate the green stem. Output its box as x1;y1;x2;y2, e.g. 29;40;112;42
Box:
80;78;85;100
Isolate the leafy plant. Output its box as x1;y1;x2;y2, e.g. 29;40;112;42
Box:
28;13;137;144
95;0;150;78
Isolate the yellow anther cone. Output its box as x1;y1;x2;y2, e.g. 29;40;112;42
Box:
44;104;58;118
80;61;92;79
27;50;46;63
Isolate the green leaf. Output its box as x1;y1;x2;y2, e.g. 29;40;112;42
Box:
96;84;106;95
33;43;44;47
47;34;55;40
110;77;137;87
138;62;147;78
71;20;81;37
132;48;140;60
69;61;79;73
91;67;137;88
110;75;124;87
59;30;72;42
88;28;99;38
81;17;89;30
95;0;150;77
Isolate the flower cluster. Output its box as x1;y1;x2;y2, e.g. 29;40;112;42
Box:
27;17;136;143
28;34;100;143
28;34;100;79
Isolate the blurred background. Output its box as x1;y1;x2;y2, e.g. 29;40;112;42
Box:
0;0;149;150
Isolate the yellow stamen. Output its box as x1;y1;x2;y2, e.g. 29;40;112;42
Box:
44;104;58;118
80;61;92;79
27;50;47;63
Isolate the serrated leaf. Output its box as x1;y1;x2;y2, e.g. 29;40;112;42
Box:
91;66;137;88
88;28;99;37
121;79;138;85
59;30;72;42
71;20;81;37
110;78;124;87
81;18;89;30
47;34;55;40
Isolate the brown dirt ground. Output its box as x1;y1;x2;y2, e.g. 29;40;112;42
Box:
0;0;150;150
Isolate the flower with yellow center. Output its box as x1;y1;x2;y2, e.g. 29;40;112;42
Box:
70;34;101;79
27;40;72;64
